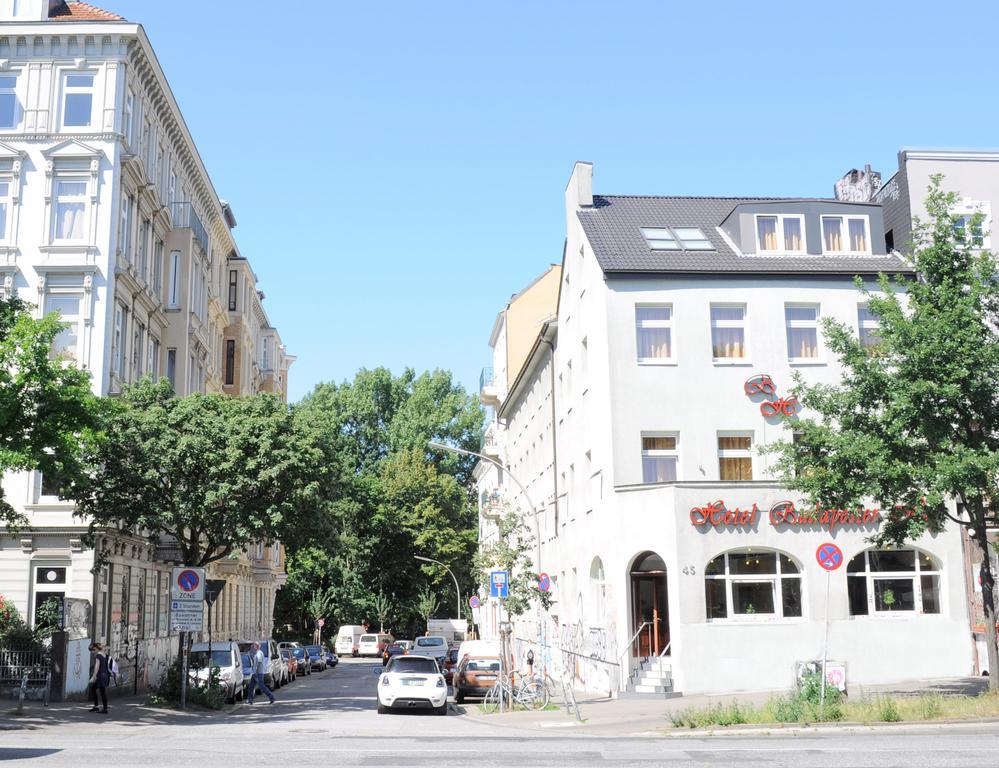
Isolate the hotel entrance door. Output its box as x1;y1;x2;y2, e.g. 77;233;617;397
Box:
630;551;669;657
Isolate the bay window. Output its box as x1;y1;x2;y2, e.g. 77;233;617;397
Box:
705;549;803;620
847;548;941;616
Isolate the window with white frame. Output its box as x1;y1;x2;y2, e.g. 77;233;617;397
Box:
953;214;986;247
590;557;606;622
821;215;870;254
155;144;164;191
640;227;679;250
62;72;94;127
0;74;18;128
152;239;163;296
718;433;753;480
44;293;82;361
167;250;180;308
755;214;805;253
148;335;159;380
635;304;673;361
857;304;880;350
785;304;820;360
137;218;149;281
847;548;941;615
118;194;132;260
673;227;712;249
122;87;134;146
640;226;713;251
112;303;126;379
641;434;678;483
0;177;11;240
166;348;176;388
53;177;88;241
32;564;68;627
133;321;145;379
705;549;803;620
710;304;746;359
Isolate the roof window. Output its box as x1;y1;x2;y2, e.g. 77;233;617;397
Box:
641;226;713;251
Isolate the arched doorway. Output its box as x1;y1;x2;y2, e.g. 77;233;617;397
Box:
630;551;669;657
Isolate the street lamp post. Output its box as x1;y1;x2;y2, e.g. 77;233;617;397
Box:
428;440;545;669
414;554;462;620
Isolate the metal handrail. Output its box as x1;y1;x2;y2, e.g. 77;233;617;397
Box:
618;621;652;664
658;641;671;657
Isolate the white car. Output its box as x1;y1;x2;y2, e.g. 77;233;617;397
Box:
358;633;393;657
376;655;448;715
409;635;448;664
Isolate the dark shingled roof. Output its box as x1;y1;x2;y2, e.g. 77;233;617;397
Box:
577;195;913;276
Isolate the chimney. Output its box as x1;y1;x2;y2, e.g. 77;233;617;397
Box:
834;163;882;202
566;161;593;208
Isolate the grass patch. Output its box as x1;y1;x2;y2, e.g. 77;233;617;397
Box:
668;674;999;729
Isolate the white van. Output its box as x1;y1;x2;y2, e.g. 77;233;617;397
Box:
358;633;394;657
335;625;366;657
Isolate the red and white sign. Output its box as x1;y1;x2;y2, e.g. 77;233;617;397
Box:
744;374;798;417
816;543;844;571
318;618;325;628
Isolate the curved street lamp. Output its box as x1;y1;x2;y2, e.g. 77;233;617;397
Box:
414;554;462;620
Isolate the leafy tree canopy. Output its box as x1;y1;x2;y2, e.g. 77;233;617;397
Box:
766;177;999;688
0;295;99;526
72;378;323;567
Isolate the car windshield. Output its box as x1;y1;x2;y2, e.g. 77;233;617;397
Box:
388;657;438;674
360;634;377;642
417;637;445;647
306;646;322;654
190;650;231;668
292;648;307;659
240;654;251;668
467;658;500;671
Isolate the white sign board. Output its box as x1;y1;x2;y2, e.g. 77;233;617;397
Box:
65;637;92;696
170;567;205;631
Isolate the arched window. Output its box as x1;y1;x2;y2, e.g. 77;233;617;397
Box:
704;549;803;621
846;548;941;615
590;557;606;620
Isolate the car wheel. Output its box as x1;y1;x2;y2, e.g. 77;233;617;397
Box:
436;702;448;716
455;692;465;704
377;704;388;714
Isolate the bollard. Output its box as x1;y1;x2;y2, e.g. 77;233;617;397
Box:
17;671;28;714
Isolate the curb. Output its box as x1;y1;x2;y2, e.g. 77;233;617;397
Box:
657;717;999;738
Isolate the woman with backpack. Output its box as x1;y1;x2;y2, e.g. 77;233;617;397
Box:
88;642;110;714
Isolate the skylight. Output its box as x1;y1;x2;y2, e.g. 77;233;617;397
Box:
641;226;714;251
640;228;680;250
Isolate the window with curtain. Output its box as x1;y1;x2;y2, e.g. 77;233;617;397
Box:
756;216;778;251
710;305;746;359
54;179;87;240
822;217;843;251
635;305;673;361
44;294;82;360
823;216;869;253
848;218;867;251
705;550;803;620
858;305;880;350
847;548;941;615
641;435;678;483
757;215;804;253
718;434;752;480
783;217;803;251
785;304;819;359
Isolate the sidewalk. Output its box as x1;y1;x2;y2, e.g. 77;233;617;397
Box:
0;692;235;730
460;676;991;736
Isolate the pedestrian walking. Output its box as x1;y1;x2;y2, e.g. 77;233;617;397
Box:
88;643;110;714
245;641;275;705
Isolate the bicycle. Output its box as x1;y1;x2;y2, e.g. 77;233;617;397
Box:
481;673;550;712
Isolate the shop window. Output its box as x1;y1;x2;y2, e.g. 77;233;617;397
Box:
846;548;941;616
718;433;753;480
704;549;802;621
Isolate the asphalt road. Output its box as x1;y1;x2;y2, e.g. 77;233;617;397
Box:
3;657;999;767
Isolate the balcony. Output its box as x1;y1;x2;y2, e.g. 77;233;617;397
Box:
479;366;502;406
481;422;502;460
170;202;210;255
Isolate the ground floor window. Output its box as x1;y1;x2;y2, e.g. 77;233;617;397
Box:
705;549;802;621
847;548;941;615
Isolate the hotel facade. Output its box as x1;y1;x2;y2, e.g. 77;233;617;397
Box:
0;1;293;694
475;161;975;696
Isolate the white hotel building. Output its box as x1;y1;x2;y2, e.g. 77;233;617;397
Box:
0;1;291;694
475;161;974;696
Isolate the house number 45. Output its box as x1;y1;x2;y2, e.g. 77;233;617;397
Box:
682;565;696;575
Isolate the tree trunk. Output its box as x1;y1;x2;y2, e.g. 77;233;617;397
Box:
975;520;999;692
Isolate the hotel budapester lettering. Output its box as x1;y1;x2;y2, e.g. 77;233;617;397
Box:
689;499;880;531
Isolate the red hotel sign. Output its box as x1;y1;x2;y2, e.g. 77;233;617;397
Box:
744;374;798;417
689;499;880;531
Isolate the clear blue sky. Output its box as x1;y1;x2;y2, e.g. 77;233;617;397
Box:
107;0;999;402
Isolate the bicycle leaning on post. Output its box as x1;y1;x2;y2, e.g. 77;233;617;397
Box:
481;670;550;713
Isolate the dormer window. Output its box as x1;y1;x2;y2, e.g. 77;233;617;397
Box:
755;214;804;253
641;226;713;251
821;215;870;255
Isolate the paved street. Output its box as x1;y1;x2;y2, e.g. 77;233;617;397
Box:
1;658;998;766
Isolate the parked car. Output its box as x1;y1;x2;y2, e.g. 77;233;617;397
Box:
442;648;460;683
237;639;285;688
290;646;312;675
409;635;448;664
335;625;366;657
188;641;244;703
281;649;298;681
358;633;394;658
240;653;254;698
304;645;327;671
382;640;410;666
376;655;448;715
453;656;501;704
324;648;339;668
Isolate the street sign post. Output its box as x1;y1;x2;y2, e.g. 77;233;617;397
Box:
170;567;206;631
815;543;844;711
490;570;509;599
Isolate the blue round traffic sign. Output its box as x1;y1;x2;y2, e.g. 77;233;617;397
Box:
538;573;551;593
178;569;201;592
816;543;844;571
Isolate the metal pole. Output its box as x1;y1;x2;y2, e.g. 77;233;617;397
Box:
820;569;830;713
179;631;189;710
414;555;462;620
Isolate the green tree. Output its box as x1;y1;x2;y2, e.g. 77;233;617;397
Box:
473;509;551;617
71;378;322;568
0;295;99;526
373;591;392;633
416;586;439;632
765;178;999;690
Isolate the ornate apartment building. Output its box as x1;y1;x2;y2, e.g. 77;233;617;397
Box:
0;1;293;691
